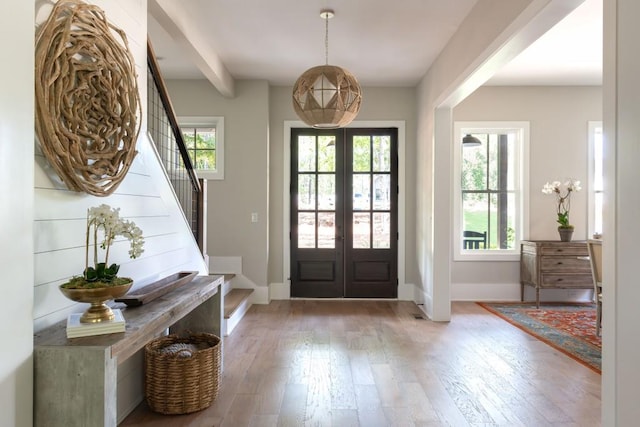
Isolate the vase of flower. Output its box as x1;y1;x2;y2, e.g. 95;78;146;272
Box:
59;204;145;323
60;280;133;323
542;179;581;241
558;226;574;242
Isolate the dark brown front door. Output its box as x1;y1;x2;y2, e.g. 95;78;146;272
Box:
290;128;398;298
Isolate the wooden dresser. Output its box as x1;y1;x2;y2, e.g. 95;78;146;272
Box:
520;240;592;307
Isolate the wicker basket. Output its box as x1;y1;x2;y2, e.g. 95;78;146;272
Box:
145;332;221;414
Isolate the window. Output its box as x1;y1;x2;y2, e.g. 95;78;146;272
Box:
453;122;529;261
588;121;603;237
179;116;224;180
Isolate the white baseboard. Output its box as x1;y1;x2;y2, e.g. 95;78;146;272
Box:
397;282;416;301
251;286;270;304
420;291;433;319
269;282;290;300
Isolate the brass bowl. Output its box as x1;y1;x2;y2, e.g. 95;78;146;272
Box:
60;280;133;323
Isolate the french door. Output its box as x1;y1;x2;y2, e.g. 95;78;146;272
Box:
290;127;398;298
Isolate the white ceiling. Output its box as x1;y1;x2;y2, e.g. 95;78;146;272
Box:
148;0;602;88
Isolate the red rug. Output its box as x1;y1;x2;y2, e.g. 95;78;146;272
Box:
477;302;601;373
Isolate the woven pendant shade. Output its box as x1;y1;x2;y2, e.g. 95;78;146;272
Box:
293;65;362;128
292;10;362;128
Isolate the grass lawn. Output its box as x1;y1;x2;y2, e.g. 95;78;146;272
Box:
463;210;497;248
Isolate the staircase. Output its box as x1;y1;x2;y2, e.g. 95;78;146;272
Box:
220;274;253;336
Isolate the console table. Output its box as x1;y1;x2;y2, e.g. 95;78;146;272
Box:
520;240;593;308
33;274;223;427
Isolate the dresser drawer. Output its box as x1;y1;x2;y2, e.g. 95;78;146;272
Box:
540;256;591;273
540;273;594;288
539;245;588;256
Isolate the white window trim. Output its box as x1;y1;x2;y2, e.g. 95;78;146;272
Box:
588;121;603;237
453;121;530;261
178;116;225;180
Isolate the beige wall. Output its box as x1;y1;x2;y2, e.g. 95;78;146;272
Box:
451;85;602;299
166;79;271;288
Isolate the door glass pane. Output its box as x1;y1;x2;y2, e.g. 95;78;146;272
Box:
353;213;370;248
318;212;335;249
353;175;370;211
318;136;336;172
373;174;390;210
373;213;390;248
298;213;315;248
372;135;391;172
298;136;316;172
318;174;335;210
298;174;316;210
352;136;370;172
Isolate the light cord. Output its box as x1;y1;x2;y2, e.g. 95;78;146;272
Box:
324;14;329;65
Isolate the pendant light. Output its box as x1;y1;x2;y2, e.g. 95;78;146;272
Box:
462;134;482;146
292;9;362;128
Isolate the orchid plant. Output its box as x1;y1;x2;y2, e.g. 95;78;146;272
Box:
541;179;582;228
63;204;144;288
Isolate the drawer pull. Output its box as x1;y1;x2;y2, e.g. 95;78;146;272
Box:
557;262;563;265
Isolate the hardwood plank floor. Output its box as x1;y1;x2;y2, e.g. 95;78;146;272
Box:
121;301;601;426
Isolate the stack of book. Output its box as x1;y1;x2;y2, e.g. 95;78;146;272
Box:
66;309;126;338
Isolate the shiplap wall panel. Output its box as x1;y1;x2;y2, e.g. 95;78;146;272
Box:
34;230;193;287
34;188;166;220
33;0;207;336
34;216;175;254
35;158;155;197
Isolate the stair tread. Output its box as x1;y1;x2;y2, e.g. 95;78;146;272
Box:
224;288;253;319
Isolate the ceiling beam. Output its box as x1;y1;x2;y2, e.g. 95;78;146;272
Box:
436;0;587;108
149;0;235;98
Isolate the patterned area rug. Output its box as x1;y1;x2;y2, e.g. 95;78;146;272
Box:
477;302;601;373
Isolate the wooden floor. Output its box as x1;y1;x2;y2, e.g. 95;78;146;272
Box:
121;301;601;427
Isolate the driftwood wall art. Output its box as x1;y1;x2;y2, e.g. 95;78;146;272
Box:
35;0;141;196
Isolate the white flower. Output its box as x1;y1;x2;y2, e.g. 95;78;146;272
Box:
541;182;556;194
120;219;145;259
541;178;581;228
567;179;581;192
84;204;145;281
